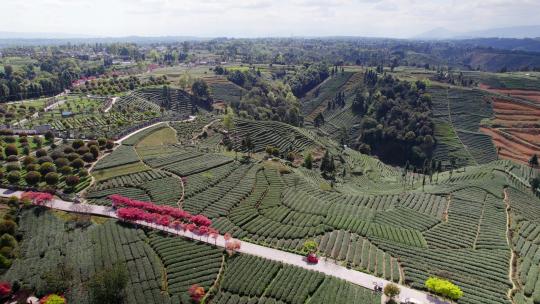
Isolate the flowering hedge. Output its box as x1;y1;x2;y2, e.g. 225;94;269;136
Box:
21;192;54;205
109;194;193;220
111;195;217;237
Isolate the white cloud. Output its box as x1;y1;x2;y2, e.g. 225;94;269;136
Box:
0;0;538;38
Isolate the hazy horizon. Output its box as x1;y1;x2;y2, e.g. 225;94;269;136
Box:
2;0;540;39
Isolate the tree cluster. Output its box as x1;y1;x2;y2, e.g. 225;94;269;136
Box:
352;71;435;166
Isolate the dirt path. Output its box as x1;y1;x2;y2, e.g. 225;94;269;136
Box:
103;97;119;113
503;188;519;302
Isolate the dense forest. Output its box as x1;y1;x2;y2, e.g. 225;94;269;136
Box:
0;57;103;101
351;70;435;166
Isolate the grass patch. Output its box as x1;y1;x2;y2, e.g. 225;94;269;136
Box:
92;162;150;181
136;126;179;147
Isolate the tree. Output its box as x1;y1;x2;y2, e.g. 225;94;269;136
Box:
383;283;401;299
39;162;56;175
44;172;59;186
302;240;318;253
530;154;539;168
25;171;41;186
303;153;313;169
88;264;128;304
4;144;17;157
425;277;463;301
44;131;55;141
188;284;205;303
192;79;210;100
313;112;325;128
71;158;85;169
40;294;66;304
65;175;80;188
6;171;20;184
320;151;335;175
530;176;540;193
105;140;114;150
72;139;84;150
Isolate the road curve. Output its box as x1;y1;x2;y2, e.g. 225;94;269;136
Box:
0;188;448;304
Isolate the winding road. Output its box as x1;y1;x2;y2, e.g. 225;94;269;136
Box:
0;188;448;304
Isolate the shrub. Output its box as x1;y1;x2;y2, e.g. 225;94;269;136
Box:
0;234;17;249
59;166;73;175
44;172;59;186
53;158;69;168
71;159;84;169
5;163;20;172
6;171;20;184
33;136;43;147
35;148;48;158
39;162;56;175
3;136;15;144
50;151;65;160
89;145;100;159
38;156;54;165
384;283;401;299
302;240;318;253
22;156;36;166
67;153;80;161
79;169;89;177
82;152;94;162
63;147;74;154
0;220;17;235
425;277;463;300
87;140;99;148
65;175;80;187
44;131;54;141
77;146;89;155
40;294;66;304
6;155;18;162
0;281;11;298
71;139;84;150
97;138;107;147
26;163;40;172
4;145;17;157
105;140;114;149
25;171;42;186
0;254;11;269
303;153;313;169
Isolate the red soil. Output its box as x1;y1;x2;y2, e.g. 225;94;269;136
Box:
479;96;540;165
480;127;540;164
491;98;540;127
480;84;540;105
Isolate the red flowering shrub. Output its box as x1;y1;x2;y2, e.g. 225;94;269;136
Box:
307;253;319;264
0;281;11;297
188;284;205;303
21;192;54;205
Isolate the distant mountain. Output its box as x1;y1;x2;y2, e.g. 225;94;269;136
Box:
413;27;459;40
0;31;96;39
414;25;540;40
0;34;211;48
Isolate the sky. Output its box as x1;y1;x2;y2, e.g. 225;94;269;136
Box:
1;0;540;38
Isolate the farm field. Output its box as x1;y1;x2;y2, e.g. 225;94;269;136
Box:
1;52;540;304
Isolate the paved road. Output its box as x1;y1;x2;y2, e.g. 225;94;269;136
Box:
103;97;118;113
114;116;196;144
0;189;448;304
